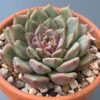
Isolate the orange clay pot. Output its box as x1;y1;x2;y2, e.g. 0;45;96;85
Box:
0;7;100;100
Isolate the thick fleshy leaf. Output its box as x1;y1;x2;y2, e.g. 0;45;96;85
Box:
54;15;65;29
22;74;49;88
30;9;48;23
27;47;41;60
60;6;73;21
43;4;58;18
25;19;38;32
3;27;13;44
29;59;51;74
49;72;77;85
78;35;91;57
25;32;34;47
66;33;75;49
57;38;66;50
64;42;80;61
4;25;25;45
57;28;64;37
52;49;65;58
77;53;95;70
1;44;16;68
56;26;67;49
10;24;26;42
57;28;67;49
67;17;80;38
35;24;48;35
42;58;63;68
13;57;32;73
13;40;29;59
79;24;88;36
36;48;51;58
13;15;27;27
56;57;79;72
43;18;57;29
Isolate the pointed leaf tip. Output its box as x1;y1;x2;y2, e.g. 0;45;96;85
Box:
22;74;49;88
78;35;91;57
42;58;63;68
43;4;58;18
56;57;80;72
13;57;32;73
29;59;51;74
1;44;16;68
64;42;80;60
50;72;77;85
30;9;48;23
13;40;29;59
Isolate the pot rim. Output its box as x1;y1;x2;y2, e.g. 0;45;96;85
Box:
0;7;100;100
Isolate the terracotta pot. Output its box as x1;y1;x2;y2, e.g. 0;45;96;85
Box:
0;7;100;100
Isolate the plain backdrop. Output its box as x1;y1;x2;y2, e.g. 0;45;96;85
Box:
0;0;100;100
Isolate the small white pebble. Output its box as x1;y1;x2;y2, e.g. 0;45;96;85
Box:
29;88;37;94
39;87;48;93
21;88;28;93
96;52;100;59
82;68;95;77
7;76;14;84
93;69;99;75
0;68;9;79
0;41;4;46
70;80;79;90
89;46;98;53
1;64;9;69
36;93;43;96
61;92;66;96
55;85;62;94
18;73;22;79
68;90;74;94
90;62;99;70
25;83;32;90
86;77;95;83
15;80;25;89
81;81;89;88
46;94;49;97
78;88;82;92
56;94;61;97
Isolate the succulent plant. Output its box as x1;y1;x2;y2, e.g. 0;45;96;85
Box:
1;4;95;88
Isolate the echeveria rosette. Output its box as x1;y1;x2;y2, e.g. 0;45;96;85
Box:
1;4;95;88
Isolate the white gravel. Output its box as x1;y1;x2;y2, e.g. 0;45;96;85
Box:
36;93;43;96
21;88;28;93
7;76;14;84
39;87;48;93
86;77;95;83
68;90;74;94
29;88;37;94
70;80;79;90
82;68;95;77
0;68;9;79
55;86;62;94
90;62;99;70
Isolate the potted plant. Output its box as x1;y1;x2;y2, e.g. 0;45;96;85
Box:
0;4;100;100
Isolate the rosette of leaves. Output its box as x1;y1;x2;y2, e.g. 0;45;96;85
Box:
1;4;95;88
